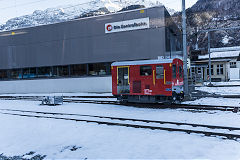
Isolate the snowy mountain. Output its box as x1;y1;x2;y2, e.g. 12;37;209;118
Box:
173;0;240;50
0;0;175;31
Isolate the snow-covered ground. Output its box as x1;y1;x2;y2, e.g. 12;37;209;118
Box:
196;86;240;95
197;81;240;95
183;97;240;107
204;81;240;86
0;100;240;159
1;81;240;159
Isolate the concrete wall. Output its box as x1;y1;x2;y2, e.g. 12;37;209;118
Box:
0;77;112;94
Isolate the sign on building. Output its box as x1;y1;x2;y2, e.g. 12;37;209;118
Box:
187;58;191;69
105;17;150;34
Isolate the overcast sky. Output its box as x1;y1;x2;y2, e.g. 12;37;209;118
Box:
0;0;198;24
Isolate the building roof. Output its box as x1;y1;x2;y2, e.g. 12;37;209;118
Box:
111;58;177;66
210;46;240;52
198;50;240;60
194;59;232;63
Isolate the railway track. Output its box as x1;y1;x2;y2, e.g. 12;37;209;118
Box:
64;99;240;112
0;108;240;141
0;95;239;112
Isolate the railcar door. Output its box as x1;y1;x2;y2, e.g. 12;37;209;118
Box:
155;64;172;94
117;66;130;94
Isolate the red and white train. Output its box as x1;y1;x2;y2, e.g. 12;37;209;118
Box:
111;58;184;103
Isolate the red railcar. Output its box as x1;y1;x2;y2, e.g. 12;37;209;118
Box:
111;58;184;103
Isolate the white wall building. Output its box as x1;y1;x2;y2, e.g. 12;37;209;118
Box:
191;46;240;82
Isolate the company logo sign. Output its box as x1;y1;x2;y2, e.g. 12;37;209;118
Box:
105;17;150;34
106;25;113;31
144;89;152;95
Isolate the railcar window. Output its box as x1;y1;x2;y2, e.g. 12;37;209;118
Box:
172;64;176;78
179;66;183;78
140;66;152;76
156;65;164;79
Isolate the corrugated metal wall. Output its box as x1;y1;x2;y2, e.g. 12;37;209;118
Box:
0;6;181;70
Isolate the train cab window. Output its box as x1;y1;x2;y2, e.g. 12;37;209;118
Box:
179;66;183;78
172;64;176;78
140;66;152;76
156;65;164;79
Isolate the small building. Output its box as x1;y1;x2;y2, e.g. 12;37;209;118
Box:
190;46;240;82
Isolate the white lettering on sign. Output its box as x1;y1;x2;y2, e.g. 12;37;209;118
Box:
105;17;150;34
144;89;152;95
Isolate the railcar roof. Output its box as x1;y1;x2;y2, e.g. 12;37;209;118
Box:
111;59;177;66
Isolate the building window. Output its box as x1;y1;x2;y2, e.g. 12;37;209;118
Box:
11;69;22;79
197;67;202;74
217;64;224;75
29;68;37;78
0;62;112;81
51;67;58;77
58;66;69;77
156;65;164;79
140;66;152;76
207;65;214;75
38;67;51;77
70;64;87;76
89;63;108;76
0;70;8;79
230;62;237;68
172;64;176;78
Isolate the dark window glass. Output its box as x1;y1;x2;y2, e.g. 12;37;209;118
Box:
172;64;176;78
51;67;58;77
38;67;51;77
207;65;214;75
156;65;164;79
230;62;237;68
11;69;22;79
0;70;8;79
89;63;107;76
58;66;69;77
70;64;87;76
140;66;152;76
179;66;183;78
29;68;36;78
23;68;30;79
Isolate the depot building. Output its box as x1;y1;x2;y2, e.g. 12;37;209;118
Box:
0;6;182;94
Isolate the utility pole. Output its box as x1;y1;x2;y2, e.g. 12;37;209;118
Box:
182;0;189;95
207;32;213;86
